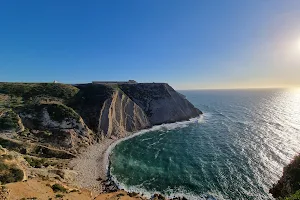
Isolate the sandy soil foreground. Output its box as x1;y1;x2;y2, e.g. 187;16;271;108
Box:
2;179;146;200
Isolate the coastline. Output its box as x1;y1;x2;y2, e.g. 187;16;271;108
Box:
70;115;203;197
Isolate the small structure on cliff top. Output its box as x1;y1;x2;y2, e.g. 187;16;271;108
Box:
92;80;137;85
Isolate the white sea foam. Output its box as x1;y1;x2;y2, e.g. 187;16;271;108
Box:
104;115;204;173
109;175;225;200
103;115;205;196
111;173;226;200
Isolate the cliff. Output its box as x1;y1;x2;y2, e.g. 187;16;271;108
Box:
0;82;201;191
0;82;201;153
98;90;151;138
119;83;202;125
0;82;201;199
69;84;151;139
69;83;201;138
270;154;300;199
18;103;93;152
1;82;201;146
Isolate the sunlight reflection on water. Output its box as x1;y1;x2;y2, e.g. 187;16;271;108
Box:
110;89;300;200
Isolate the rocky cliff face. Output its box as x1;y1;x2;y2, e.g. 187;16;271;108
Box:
0;82;201;152
69;84;114;133
98;90;150;138
71;83;201;139
0;82;202;191
119;83;202;125
270;154;300;199
18;103;93;152
70;84;150;138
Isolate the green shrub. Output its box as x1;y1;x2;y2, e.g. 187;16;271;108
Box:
55;194;64;198
22;103;80;123
284;190;300;200
51;183;67;193
0;83;79;102
19;129;30;137
46;103;80;122
0;163;8;171
0;164;24;184
0;137;23;153
1;154;13;161
0;110;19;131
24;156;48;168
128;192;138;197
42;130;52;136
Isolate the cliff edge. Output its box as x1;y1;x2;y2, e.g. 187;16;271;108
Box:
270;154;300;199
0;82;202;199
69;83;201;139
119;83;202;125
1;82;201;149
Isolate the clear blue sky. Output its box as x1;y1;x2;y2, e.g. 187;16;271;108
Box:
1;0;300;89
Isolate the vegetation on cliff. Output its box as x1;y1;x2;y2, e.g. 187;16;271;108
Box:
0;110;21;132
0;83;93;153
0;82;202;199
270;154;300;199
21;102;81;124
0;83;79;103
0;146;24;184
283;190;300;200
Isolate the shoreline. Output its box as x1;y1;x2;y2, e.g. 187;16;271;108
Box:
70;115;203;197
69;138;116;196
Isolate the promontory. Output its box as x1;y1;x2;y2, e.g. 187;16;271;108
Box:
0;81;201;200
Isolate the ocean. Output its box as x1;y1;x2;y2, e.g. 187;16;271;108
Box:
109;89;300;200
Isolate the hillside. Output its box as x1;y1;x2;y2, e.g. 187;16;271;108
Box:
0;82;201;199
270;154;300;199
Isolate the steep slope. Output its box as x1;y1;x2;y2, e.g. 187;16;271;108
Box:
119;83;202;125
18;103;93;152
70;84;150;138
1;82;202;144
0;109;24;133
270;154;300;199
69;84;114;134
98;90;150;138
0;82;202;199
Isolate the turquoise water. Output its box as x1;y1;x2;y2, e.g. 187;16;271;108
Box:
110;89;300;200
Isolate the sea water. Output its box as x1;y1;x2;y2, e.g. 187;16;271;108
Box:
109;89;300;200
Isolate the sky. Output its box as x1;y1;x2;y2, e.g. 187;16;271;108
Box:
0;0;300;89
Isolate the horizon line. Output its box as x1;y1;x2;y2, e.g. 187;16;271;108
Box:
1;81;299;91
177;86;300;91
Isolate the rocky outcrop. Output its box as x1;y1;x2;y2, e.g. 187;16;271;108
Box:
69;84;114;134
19;103;93;151
0;110;24;133
1;82;202;149
119;83;202;125
71;83;201;139
270;154;300;199
98;90;150;138
0;82;203;199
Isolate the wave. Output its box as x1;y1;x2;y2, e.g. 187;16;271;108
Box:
109;175;226;200
104;115;205;197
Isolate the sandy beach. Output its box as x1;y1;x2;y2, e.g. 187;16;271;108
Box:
68;117;201;197
69;138;116;195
